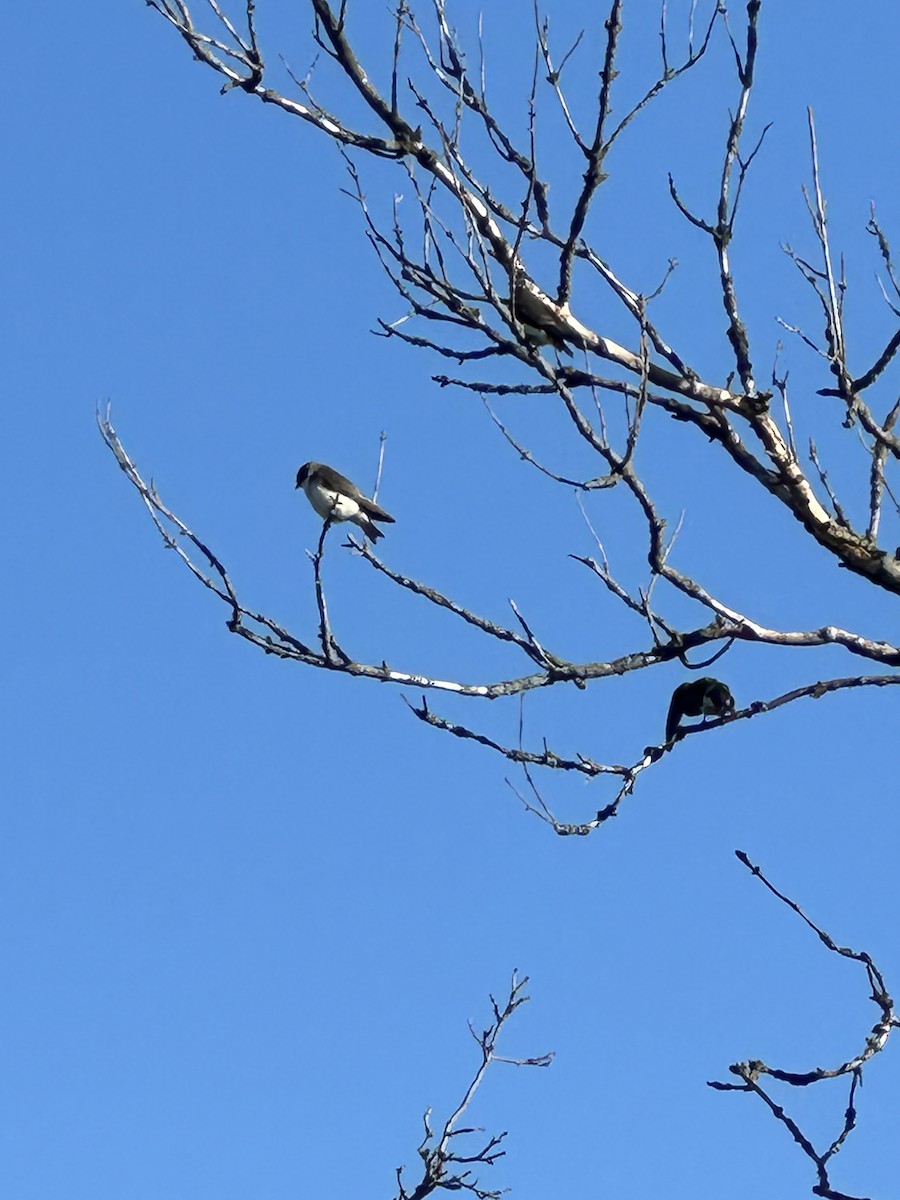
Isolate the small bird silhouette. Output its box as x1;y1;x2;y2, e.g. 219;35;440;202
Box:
295;462;395;542
665;677;734;742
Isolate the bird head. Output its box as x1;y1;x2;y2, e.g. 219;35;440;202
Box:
702;679;735;716
295;463;311;489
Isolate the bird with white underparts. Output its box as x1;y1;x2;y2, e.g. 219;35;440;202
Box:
295;462;395;542
665;677;735;743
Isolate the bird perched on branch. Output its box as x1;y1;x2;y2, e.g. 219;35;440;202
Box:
295;462;395;542
509;271;577;356
665;677;735;742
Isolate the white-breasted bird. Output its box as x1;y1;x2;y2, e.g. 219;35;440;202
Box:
295;461;395;542
665;677;735;742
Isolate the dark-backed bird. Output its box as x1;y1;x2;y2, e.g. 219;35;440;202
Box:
295;462;395;542
665;677;734;742
509;272;575;356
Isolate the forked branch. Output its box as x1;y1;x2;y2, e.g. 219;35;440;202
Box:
709;852;896;1199
395;972;552;1200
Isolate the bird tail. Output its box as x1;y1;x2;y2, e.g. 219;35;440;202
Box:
358;515;384;541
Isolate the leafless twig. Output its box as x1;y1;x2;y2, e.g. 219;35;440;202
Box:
394;971;552;1200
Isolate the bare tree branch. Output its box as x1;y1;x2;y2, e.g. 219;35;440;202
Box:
114;6;900;1190
709;852;895;1200
395;971;552;1200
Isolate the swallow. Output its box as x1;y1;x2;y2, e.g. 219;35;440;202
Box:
509;271;576;356
295;462;395;542
665;677;735;742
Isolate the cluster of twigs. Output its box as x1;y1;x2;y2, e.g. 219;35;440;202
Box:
394;973;553;1200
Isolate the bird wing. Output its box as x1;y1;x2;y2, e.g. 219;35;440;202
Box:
666;681;705;740
316;465;395;523
511;278;576;355
315;465;365;500
512;278;557;328
359;496;395;523
665;688;686;742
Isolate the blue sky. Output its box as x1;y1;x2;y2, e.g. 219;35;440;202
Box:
4;3;900;1197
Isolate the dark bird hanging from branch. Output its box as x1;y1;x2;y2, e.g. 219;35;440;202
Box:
665;677;735;742
295;462;395;542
